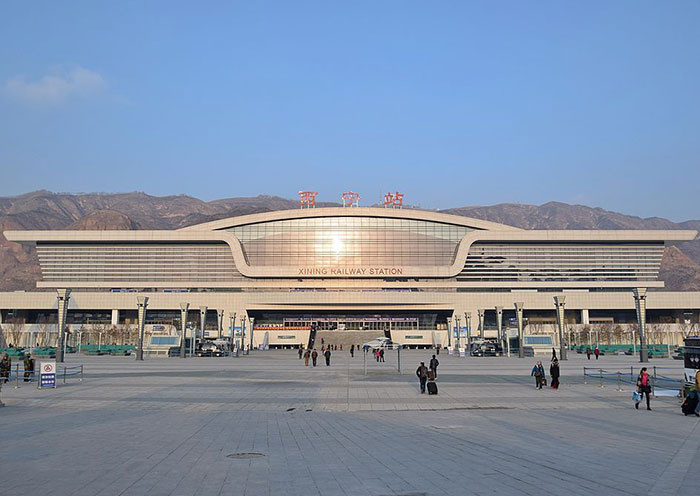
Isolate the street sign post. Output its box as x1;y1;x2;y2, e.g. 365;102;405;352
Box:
39;361;56;389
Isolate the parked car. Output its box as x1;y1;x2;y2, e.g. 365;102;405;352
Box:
195;342;224;357
470;344;500;357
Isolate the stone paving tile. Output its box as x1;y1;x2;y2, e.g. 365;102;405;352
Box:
0;351;697;496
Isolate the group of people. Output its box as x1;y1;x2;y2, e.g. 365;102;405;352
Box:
416;355;439;394
586;347;600;360
0;352;35;383
299;347;332;366
530;349;561;390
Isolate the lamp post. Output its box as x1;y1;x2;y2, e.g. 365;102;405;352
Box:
495;306;505;357
179;303;189;359
465;312;472;352
554;296;567;360
56;289;71;363
633;288;649;362
136;296;148;361
455;316;461;350
446;317;451;348
241;316;247;353
515;302;524;358
249;317;255;350
229;312;236;356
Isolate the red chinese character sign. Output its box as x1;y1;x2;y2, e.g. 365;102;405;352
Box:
384;191;404;208
298;191;318;208
341;191;360;207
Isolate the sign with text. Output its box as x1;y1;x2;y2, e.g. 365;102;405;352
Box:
298;267;404;276
39;361;56;389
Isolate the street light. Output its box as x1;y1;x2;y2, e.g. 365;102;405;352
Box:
455;316;461;350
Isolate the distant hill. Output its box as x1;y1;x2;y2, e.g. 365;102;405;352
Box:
1;191;698;291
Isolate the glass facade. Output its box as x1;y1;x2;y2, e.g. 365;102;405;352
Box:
228;217;470;267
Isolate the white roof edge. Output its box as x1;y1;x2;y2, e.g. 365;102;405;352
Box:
176;207;524;232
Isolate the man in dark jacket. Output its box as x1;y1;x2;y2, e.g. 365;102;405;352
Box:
416;362;429;394
324;348;331;366
350;344;354;358
429;355;439;379
298;346;303;359
0;354;11;383
311;349;318;367
23;353;35;382
550;358;560;389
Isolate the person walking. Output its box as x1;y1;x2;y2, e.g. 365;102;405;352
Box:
298;346;303;360
636;367;652;410
324;348;331;366
0;354;11;383
594;347;600;360
416;362;429;394
379;348;385;363
531;361;545;389
552;348;557;361
550;358;560;389
586;347;592;360
436;345;440;355
303;349;310;366
375;349;380;362
311;349;318;367
429;355;440;379
350;344;354;358
23;353;35;382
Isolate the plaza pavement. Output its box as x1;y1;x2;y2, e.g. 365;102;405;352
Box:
0;350;698;496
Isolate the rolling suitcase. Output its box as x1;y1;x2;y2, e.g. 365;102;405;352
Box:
427;380;438;395
682;392;698;416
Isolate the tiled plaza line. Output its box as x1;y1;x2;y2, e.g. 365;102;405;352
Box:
0;351;696;495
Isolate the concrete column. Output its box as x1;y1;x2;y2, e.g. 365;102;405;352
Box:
199;306;208;350
136;296;148;361
495;306;505;356
581;309;590;325
217;310;224;340
111;309;119;326
179;303;189;359
477;309;485;339
515;302;524;358
56;289;71;363
554;296;567;360
633;288;649;363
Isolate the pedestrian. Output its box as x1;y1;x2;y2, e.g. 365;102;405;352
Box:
298;346;303;359
594;347;599;360
552;347;557;361
436;345;440;355
379;348;385;362
311;349;318;367
324;348;331;366
550;358;560;389
586;347;592;360
321;345;325;352
416;361;429;394
429;354;439;379
0;354;11;383
304;349;310;366
350;344;354;358
531;361;545;389
23;353;35;382
340;344;343;351
375;349;380;362
636;367;652;410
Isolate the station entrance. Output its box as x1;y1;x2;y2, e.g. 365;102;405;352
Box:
249;310;452;349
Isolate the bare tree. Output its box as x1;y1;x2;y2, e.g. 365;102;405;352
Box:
5;319;25;348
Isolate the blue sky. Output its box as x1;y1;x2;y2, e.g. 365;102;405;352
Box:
1;1;699;220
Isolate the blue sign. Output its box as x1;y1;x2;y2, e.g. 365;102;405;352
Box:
41;374;56;388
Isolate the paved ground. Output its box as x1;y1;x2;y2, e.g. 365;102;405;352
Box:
0;350;698;496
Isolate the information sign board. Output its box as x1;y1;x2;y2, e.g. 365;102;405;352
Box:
39;361;56;389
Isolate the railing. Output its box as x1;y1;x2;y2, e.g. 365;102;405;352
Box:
5;364;84;388
583;366;683;397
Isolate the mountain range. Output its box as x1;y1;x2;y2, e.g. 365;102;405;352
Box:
1;190;699;291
